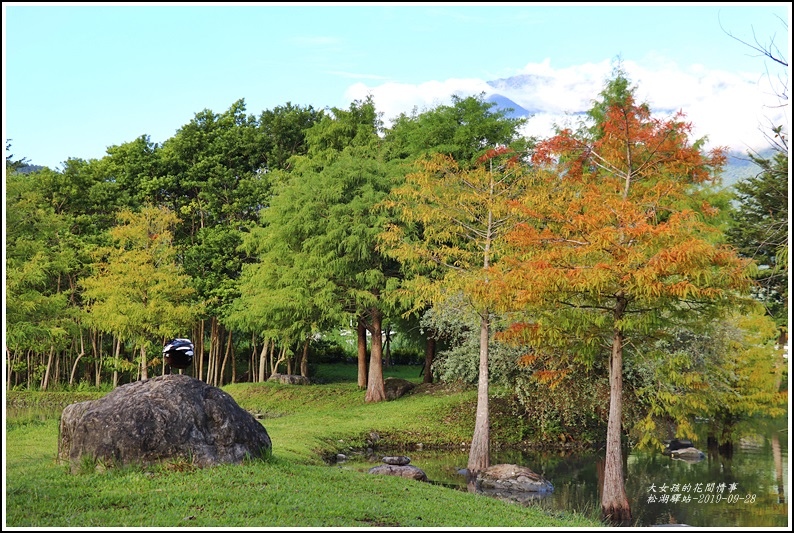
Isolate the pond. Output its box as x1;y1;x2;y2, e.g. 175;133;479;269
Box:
333;418;789;527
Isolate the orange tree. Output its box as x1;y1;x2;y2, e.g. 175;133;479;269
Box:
493;71;754;523
380;146;531;475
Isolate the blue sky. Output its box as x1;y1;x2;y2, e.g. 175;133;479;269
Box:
3;2;791;170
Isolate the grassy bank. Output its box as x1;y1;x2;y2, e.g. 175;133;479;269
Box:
4;364;604;527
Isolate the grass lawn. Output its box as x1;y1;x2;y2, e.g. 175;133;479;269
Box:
4;364;604;528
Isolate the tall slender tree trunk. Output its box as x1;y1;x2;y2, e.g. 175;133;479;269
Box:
41;345;55;391
468;185;495;476
208;319;220;386
269;342;278;376
467;311;491;475
357;317;368;389
6;347;12;390
300;337;309;378
112;336;121;388
94;332;103;387
383;326;392;368
219;329;232;386
365;308;386;403
259;339;269;382
271;344;287;375
54;347;61;389
196;320;205;381
88;329;98;384
250;333;258;382
601;297;631;524
140;344;148;380
424;335;435;384
231;336;237;384
70;332;86;386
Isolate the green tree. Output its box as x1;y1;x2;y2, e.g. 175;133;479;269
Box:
5;168;77;389
727;149;788;325
495;71;753;523
633;307;787;450
5;139;29;171
234;97;399;401
384;92;529;168
80;205;202;380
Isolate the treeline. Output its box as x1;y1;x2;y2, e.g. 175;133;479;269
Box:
5;73;787;452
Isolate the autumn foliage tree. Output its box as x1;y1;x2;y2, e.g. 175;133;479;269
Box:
494;72;754;523
381;146;531;475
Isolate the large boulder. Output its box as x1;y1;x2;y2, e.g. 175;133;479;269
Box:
384;377;415;400
57;374;272;473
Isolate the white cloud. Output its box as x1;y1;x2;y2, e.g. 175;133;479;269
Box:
345;57;787;153
345;78;493;122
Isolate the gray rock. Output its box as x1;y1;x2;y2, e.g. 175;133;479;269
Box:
384;377;415;400
382;455;411;466
57;374;272;473
667;447;706;463
267;373;310;385
476;463;554;493
368;464;428;482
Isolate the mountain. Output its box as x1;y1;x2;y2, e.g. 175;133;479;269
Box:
485;94;531;119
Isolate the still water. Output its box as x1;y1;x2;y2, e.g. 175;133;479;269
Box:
335;419;789;527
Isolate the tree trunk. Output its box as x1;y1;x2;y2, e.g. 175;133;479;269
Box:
250;333;258;382
383;326;392;367
6;347;12;390
269;342;278;376
423;335;435;384
357;317;368;389
88;329;98;384
231;335;237;384
219;329;232;386
94;332;103;387
468;177;495;475
69;332;86;386
601;308;631;524
272;344;288;375
140;344;148;380
300;337;309;378
196;320;205;381
365;308;386;403
259;339;269;382
467;311;490;475
41;345;55;391
112;336;121;388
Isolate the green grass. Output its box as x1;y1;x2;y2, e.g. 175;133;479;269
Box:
4;364;604;528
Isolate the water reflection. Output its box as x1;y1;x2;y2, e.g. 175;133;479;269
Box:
337;420;788;527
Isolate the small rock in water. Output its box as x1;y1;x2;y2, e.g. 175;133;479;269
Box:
382;455;411;466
